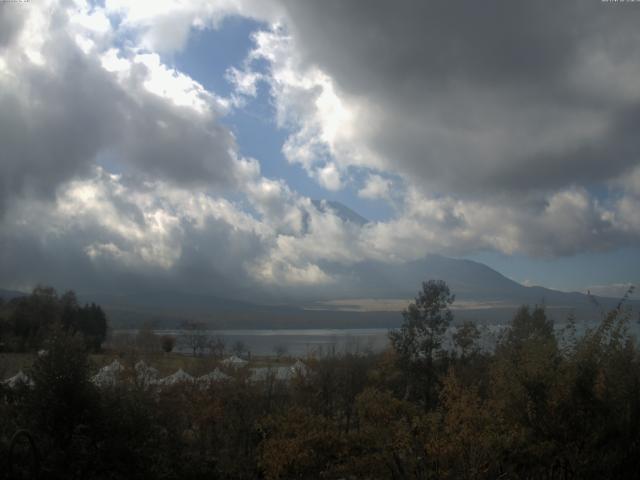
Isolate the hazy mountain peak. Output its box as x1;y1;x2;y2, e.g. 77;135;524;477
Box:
311;200;369;226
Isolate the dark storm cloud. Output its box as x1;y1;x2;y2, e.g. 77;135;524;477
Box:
0;4;239;216
279;0;640;196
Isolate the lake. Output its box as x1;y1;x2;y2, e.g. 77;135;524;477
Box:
162;328;392;357
112;318;640;358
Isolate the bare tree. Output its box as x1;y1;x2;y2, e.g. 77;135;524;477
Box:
207;336;226;359
136;321;159;353
273;344;288;360
160;335;176;354
181;320;208;357
232;340;246;357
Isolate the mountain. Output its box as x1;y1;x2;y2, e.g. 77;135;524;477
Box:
0;289;27;301
311;199;369;226
316;254;636;323
73;254;637;329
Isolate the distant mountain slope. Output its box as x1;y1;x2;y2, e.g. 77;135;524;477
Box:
0;289;27;301
324;254;637;323
339;255;522;300
75;254;637;329
311;199;369;226
3;259;636;329
339;254;600;304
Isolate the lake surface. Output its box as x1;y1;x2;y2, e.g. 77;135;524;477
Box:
166;328;391;357
116;325;507;356
112;319;640;357
109;328;391;357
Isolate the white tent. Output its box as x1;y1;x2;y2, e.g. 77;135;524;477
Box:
197;368;230;386
221;355;248;367
92;359;125;387
3;371;34;388
290;360;309;377
158;368;193;386
135;360;160;387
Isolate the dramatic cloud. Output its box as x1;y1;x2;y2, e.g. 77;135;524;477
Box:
0;167;263;295
224;0;640;258
1;0;639;300
358;174;392;200
103;0;282;53
275;0;640;195
0;0;246;215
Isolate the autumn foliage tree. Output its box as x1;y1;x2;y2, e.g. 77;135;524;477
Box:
389;279;454;406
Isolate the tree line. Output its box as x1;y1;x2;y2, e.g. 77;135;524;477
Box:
0;286;107;353
1;280;639;479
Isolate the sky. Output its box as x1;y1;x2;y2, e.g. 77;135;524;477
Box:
0;0;639;302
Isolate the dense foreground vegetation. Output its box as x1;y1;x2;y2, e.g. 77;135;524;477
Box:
1;281;639;479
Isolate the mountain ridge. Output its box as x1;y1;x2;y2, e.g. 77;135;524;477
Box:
2;256;636;328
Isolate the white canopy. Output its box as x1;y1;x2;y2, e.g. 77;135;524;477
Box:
158;368;193;386
3;370;34;388
221;355;248;367
135;360;160;386
197;368;230;386
290;360;308;376
92;359;125;387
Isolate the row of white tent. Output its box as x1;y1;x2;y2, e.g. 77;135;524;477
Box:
92;358;308;387
2;358;309;390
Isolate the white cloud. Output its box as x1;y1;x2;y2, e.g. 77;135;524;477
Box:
1;0;640;301
358;174;391;200
315;163;343;191
103;0;282;53
241;26;383;190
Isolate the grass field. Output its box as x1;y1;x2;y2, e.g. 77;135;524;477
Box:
0;352;36;379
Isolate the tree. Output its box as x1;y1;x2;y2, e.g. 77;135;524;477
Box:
160;335;176;354
10;285;60;350
5;287;108;352
273;344;288;360
232;340;246;357
26;325;100;456
453;320;481;359
136;321;159;353
181;320;207;356
497;305;555;355
207;336;226;358
389;279;454;405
